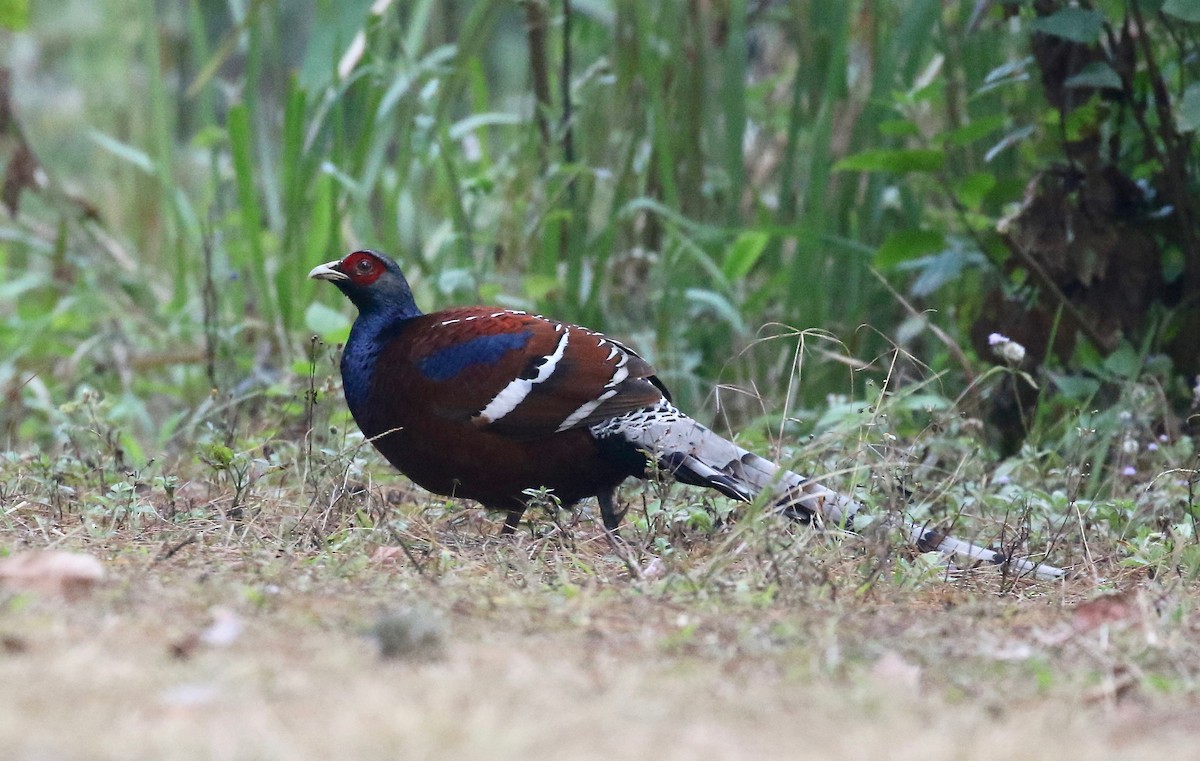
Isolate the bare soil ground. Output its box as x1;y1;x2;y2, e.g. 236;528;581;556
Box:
2;500;1198;761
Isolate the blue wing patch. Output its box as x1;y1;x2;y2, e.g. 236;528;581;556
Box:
418;330;534;381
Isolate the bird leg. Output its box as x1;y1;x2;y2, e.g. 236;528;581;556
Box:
596;488;626;532
501;507;526;535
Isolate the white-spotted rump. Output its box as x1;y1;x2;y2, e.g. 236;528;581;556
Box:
591;400;1064;580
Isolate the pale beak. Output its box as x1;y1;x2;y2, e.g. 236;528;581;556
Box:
308;260;349;281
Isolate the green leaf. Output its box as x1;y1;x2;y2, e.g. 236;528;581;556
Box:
1030;8;1104;43
1178;84;1200;132
890;393;953;413
118;430;147;468
305;302;352;344
722;231;770;281
684;288;746;334
297;0;376;91
0;272;46;301
955;172;997;210
1062;96;1102;141
981;57;1034;88
877;119;920;137
0;0;28;30
814;399;871;433
88;131;156;173
938;115;1005;147
1048;372;1100;401
1102;343;1141;379
448;112;522;141
227;104;266;279
1064;62;1121;90
1163;0;1200;22
906;248;976;297
833;149;944;174
522;273;559;302
875;230;945;268
984;124;1035;162
203;443;235;470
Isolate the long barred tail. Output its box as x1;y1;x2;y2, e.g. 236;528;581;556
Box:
609;402;1064;581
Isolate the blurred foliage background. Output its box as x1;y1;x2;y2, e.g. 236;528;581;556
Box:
1;0;1199;465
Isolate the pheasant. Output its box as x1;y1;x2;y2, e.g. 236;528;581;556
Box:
310;250;1064;579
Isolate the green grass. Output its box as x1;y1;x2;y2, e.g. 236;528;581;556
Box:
5;0;1043;438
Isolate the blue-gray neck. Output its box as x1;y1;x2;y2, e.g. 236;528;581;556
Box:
340;301;421;422
332;258;423;419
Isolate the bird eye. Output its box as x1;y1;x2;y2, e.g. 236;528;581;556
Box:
356;258;373;274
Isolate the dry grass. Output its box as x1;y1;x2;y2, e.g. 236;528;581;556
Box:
2;485;1200;761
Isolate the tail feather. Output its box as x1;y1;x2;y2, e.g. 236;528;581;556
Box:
601;402;1064;581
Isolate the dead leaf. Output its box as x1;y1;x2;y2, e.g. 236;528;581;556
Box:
1072;590;1140;633
0;550;106;599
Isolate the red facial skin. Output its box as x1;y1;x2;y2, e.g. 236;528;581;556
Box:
339;251;386;286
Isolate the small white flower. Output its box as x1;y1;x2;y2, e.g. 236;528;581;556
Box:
1000;341;1025;364
989;334;1026;365
1121;438;1139;455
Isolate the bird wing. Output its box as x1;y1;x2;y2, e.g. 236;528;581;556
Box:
395;307;667;440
